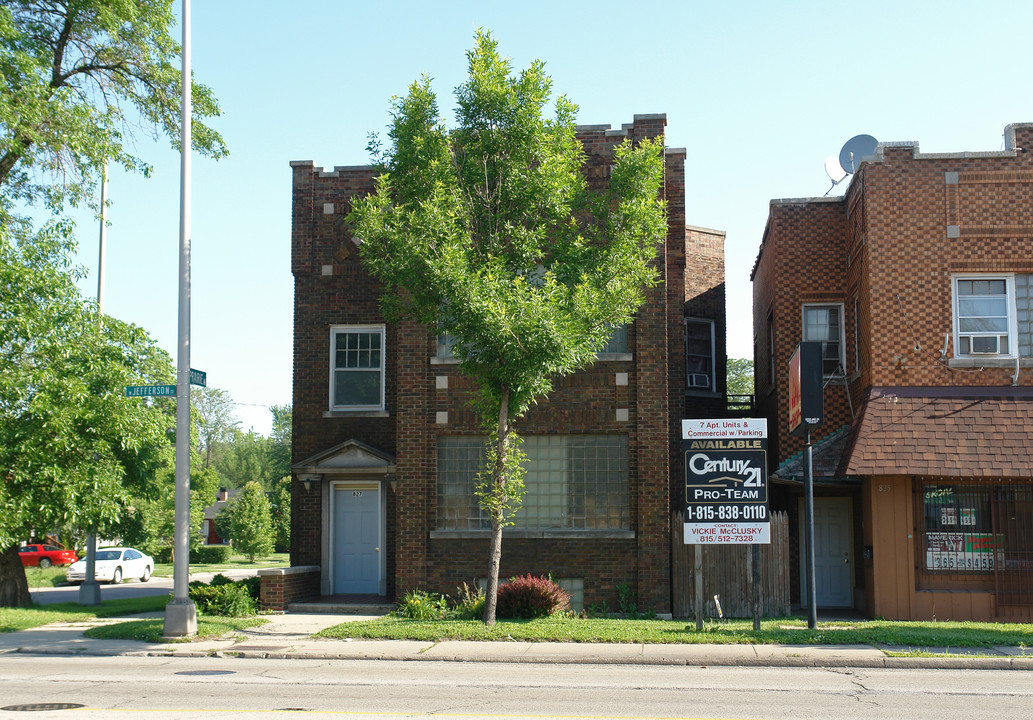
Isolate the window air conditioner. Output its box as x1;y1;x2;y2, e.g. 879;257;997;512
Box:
687;373;711;389
969;335;1000;355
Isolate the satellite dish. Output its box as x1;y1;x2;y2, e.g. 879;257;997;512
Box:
838;134;879;174
824;156;847;184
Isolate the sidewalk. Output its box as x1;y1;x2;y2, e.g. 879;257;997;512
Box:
2;612;1031;670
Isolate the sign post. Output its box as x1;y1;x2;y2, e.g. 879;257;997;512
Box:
683;418;769;629
789;342;824;629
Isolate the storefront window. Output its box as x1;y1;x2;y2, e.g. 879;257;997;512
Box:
921;485;997;572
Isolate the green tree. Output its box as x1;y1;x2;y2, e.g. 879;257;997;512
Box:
270;476;291;553
267;404;292;481
0;225;174;605
0;0;226;212
726;358;755;397
228;481;274;562
350;31;667;625
121;466;215;560
212;428;275;492
192;387;239;470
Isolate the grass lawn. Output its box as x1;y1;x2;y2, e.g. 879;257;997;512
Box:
152;552;289;577
23;565;72;588
83;616;265;643
314;614;1033;648
0;595;171;633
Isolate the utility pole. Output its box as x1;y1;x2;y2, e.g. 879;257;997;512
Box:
163;0;196;638
78;166;107;607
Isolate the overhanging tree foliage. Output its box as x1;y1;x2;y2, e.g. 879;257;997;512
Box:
350;31;667;625
0;225;174;605
0;0;226;212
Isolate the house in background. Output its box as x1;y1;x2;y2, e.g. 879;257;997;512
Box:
201;488;240;545
269;114;729;613
752;123;1033;621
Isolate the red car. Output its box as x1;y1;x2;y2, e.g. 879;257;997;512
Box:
19;544;78;568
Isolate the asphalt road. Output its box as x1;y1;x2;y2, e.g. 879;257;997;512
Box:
2;654;1031;720
29;569;256;605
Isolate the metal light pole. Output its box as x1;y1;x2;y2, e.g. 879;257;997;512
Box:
78;166;107;607
163;0;196;638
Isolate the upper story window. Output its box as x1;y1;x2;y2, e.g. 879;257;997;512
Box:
330;325;385;410
951;275;1028;358
685;318;715;390
599;324;629;354
436;333;458;360
802;304;845;376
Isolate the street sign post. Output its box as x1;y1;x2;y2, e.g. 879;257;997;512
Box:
125;385;177;397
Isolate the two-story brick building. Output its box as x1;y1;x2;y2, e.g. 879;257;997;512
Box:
753;123;1033;621
279;114;728;614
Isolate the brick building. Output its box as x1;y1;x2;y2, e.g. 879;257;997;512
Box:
278;114;728;613
752;123;1033;621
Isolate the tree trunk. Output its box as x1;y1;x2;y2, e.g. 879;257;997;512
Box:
482;387;511;627
0;544;32;607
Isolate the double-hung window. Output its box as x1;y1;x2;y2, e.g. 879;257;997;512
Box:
802;304;845;376
952;275;1026;358
330;326;385;410
685;318;715;389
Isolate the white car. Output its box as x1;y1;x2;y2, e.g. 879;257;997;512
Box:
66;547;153;584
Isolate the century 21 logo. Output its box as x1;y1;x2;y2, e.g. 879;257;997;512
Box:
688;453;762;487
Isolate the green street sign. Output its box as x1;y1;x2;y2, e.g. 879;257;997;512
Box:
125;384;177;397
190;368;206;387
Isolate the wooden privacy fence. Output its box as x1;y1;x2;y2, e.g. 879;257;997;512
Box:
671;510;791;618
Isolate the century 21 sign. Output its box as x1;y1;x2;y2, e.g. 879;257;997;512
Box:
683;418;770;544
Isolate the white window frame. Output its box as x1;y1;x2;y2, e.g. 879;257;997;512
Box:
684;318;715;390
801;303;846;377
952;274;1018;359
329;325;386;411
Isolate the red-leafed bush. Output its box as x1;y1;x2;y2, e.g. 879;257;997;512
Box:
496;575;570;619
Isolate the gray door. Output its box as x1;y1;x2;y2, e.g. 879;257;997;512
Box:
333;486;380;594
800;497;853;607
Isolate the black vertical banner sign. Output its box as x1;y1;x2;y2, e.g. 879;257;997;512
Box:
683;418;769;544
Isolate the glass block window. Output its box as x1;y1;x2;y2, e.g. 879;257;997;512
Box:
330;326;384;410
436;435;629;531
1015;274;1032;357
436;437;488;530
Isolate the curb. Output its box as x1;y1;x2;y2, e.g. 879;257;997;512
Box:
8;645;1033;670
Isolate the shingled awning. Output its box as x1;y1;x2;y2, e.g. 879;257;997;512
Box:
842;387;1033;478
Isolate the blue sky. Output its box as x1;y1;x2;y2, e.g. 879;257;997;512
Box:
66;0;1033;434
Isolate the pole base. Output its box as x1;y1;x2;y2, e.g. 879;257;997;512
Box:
163;598;197;638
77;580;102;606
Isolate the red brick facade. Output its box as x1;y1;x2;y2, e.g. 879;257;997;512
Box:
288;114;726;614
752;123;1033;621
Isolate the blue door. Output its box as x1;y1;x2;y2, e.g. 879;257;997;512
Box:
333;486;380;594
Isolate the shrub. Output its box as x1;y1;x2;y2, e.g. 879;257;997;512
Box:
193;545;233;564
496;574;570;619
396;589;448;620
209;573;234;586
448;582;485;620
188;578;257;616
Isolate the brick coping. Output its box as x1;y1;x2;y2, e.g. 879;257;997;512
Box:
257;565;319;577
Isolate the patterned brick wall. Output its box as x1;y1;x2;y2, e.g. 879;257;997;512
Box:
752;124;1033;472
290;115;696;613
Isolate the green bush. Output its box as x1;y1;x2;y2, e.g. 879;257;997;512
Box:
448;582;485;620
188;578;257;617
193;545;233;564
396;589;448;620
496;574;570;619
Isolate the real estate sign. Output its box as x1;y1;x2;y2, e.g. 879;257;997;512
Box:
683;418;769;544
